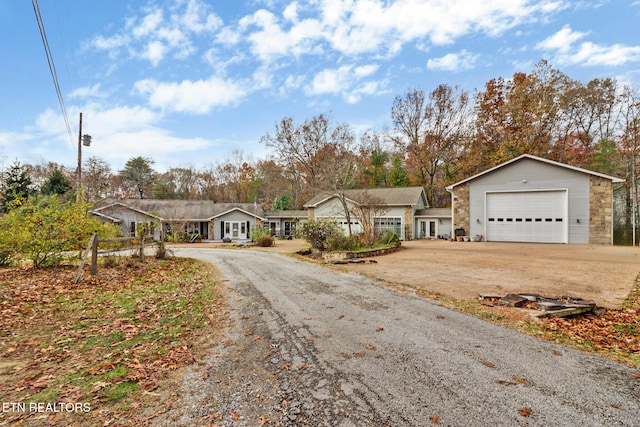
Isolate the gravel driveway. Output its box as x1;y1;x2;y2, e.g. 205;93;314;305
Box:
322;240;640;309
163;248;640;426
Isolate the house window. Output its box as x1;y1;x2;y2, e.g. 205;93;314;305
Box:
130;221;136;235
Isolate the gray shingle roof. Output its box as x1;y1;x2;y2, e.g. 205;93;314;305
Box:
304;187;427;208
263;210;307;219
415;208;451;217
94;199;266;220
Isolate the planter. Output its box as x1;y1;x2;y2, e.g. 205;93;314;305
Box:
322;243;401;263
456;236;463;242
463;236;470;242
470;236;477;242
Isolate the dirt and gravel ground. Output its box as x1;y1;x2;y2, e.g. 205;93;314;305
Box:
161;246;640;426
187;239;640;309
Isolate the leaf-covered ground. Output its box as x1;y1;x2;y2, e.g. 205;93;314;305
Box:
534;283;640;367
419;280;640;368
0;257;226;426
1;253;639;426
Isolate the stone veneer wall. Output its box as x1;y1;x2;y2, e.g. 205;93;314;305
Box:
307;207;315;221
589;175;613;245
452;182;470;235
404;206;414;240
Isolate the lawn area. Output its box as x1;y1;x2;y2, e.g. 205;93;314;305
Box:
0;257;226;426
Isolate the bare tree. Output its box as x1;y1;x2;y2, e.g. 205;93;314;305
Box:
349;191;389;245
391;85;471;206
84;156;113;201
261;113;358;208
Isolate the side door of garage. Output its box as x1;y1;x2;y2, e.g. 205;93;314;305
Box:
485;190;568;243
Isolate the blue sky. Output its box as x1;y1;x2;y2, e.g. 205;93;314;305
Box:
1;0;640;172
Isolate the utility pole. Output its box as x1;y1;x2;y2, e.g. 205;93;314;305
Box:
77;112;83;202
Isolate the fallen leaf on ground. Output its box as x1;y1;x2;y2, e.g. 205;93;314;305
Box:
519;407;532;417
513;377;530;385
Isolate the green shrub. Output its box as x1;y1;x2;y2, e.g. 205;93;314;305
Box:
377;230;400;246
325;234;358;252
249;226;275;247
0;249;12;267
0;195;121;268
300;219;343;251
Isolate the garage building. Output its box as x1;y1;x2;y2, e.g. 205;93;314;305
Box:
446;154;624;244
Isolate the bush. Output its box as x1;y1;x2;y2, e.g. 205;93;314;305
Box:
256;235;275;247
377;230;400;246
251;227;274;247
325;234;358;252
0;249;12;267
300;219;343;251
0;195;121;268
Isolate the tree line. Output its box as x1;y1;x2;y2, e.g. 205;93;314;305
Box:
2;60;639;232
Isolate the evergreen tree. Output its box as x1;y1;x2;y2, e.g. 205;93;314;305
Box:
1;161;32;209
41;169;73;197
119;157;156;199
388;156;409;187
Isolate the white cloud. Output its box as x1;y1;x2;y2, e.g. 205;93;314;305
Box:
135;76;248;113
537;25;640;67
283;2;299;22
69;84;107;100
91;129;211;167
309;66;350;95
90;0;221;65
536;25;587;52
240;9;324;62
132;8;163;38
179;0;223;33
12;106;212;170
427;50;478;72
143;40;168;66
354;64;379;78
307;64;385;102
567;42;640;67
0;131;30;148
317;0;565;55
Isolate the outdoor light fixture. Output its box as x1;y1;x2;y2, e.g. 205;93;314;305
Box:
522;179;527;183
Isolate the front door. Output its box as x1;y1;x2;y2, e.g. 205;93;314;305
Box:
428;220;437;238
225;221;248;240
420;220;437;239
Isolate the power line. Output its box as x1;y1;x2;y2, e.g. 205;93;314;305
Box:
32;0;74;145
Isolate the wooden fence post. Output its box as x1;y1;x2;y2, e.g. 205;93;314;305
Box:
159;228;166;259
139;235;145;262
74;233;98;284
91;234;98;275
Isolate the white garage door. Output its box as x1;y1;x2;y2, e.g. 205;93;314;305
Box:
486;190;567;243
